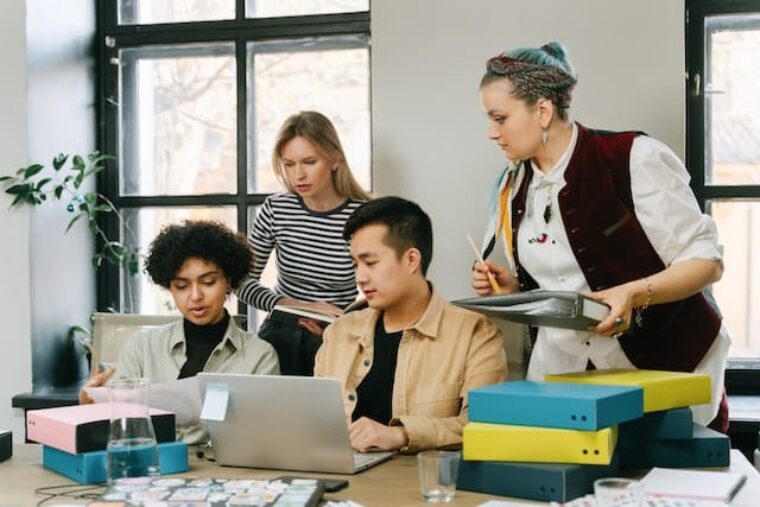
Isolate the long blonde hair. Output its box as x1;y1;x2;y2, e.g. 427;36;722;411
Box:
272;111;371;201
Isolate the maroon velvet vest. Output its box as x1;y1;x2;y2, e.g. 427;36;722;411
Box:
510;124;720;372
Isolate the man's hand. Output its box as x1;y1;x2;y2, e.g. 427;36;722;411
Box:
348;417;408;452
78;366;116;404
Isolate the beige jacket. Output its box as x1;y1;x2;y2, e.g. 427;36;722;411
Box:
315;289;507;452
116;318;279;444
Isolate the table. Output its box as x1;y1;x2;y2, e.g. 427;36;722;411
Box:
1;444;758;506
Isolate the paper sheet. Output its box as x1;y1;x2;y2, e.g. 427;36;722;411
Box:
85;376;202;426
200;382;229;421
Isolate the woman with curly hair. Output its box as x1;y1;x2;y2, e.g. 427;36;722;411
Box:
80;220;279;443
471;42;730;431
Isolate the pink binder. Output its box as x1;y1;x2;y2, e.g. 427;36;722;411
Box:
27;403;176;454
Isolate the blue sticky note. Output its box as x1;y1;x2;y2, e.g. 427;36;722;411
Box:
200;382;229;422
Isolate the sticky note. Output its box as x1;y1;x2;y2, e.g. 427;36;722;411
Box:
200;382;229;422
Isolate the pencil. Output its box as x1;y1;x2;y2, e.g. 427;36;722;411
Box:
467;234;502;295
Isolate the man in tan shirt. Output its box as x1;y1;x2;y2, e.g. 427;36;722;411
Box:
315;197;507;453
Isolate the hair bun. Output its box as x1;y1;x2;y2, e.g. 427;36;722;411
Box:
541;41;567;61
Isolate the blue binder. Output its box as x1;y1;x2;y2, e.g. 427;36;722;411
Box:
469;380;643;430
457;454;620;502
619;407;693;440
42;441;189;484
619;423;729;468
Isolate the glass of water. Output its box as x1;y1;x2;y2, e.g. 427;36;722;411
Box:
594;477;644;507
417;450;461;503
106;377;160;483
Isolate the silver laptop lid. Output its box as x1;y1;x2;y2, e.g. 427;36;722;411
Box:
197;373;357;474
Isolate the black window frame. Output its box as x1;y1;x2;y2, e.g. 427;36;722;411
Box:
95;0;370;313
686;0;760;382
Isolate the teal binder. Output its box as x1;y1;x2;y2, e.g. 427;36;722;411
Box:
469;380;643;430
42;441;189;484
619;407;693;440
457;454;620;502
619;423;729;468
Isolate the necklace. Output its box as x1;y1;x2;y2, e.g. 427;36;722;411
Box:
527;180;555;244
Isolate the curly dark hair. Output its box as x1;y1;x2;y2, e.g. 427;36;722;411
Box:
144;220;253;289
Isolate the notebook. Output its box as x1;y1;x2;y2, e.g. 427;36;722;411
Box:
197;373;393;474
269;305;338;325
453;290;609;330
641;467;747;503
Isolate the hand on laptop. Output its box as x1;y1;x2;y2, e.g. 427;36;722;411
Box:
78;366;116;405
348;417;408;452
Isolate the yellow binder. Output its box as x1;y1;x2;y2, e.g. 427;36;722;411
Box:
463;422;617;465
544;369;711;413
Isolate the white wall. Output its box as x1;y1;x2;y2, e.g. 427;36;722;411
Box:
371;0;684;373
372;0;684;299
0;0;32;441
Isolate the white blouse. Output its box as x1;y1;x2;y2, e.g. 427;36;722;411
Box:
516;123;730;425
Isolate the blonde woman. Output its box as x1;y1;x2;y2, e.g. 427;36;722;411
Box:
238;111;370;376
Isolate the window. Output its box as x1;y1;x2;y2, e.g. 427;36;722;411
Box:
98;1;371;322
686;0;760;363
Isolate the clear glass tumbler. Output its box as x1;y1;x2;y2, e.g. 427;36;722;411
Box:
594;477;644;507
106;377;160;482
417;450;461;503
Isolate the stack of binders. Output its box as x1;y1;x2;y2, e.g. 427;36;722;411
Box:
545;369;728;469
26;403;189;484
459;369;726;502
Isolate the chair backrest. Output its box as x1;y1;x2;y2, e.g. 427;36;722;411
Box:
90;312;249;367
91;312;180;367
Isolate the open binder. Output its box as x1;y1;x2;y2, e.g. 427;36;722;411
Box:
453;290;610;330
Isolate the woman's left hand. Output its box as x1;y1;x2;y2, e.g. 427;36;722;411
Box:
586;283;637;337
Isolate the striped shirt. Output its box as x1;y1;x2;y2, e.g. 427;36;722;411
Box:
237;193;363;312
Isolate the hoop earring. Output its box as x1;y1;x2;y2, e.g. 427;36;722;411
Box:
542;130;549;145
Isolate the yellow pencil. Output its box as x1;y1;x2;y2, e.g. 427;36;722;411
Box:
467;234;502;295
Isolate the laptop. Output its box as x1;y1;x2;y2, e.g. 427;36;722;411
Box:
197;373;394;474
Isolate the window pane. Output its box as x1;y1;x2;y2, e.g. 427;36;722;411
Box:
247;35;370;193
709;200;760;358
245;206;277;330
121;206;237;315
705;15;760;185
246;0;368;18
119;43;237;196
118;0;234;25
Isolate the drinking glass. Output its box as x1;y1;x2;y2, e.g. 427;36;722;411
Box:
594;477;644;507
106;377;160;482
417;450;461;502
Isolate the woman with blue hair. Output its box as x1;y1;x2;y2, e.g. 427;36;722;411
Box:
471;42;730;431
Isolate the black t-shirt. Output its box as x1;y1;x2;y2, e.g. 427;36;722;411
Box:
352;315;403;424
178;311;231;379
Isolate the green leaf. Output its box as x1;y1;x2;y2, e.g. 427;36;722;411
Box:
93;204;112;213
53;153;69;171
73;155;85;170
74;172;84;189
87;151;101;161
24;164;44;179
92;253;104;268
5;183;30;196
11;194;25;207
0;176;14;183
65;213;84;233
54;186;64;199
36;178;52;191
16;167;26;176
